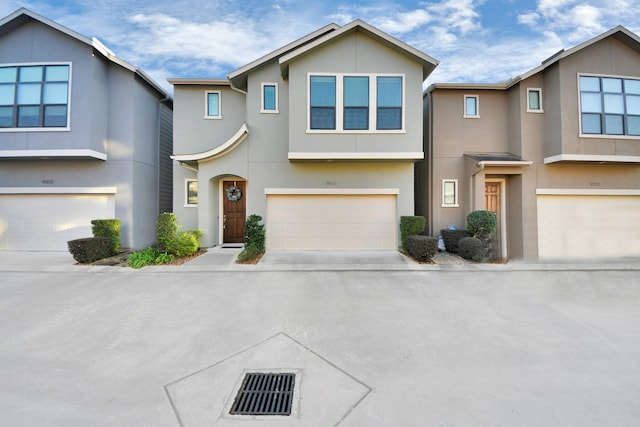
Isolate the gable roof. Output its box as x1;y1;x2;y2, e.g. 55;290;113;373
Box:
227;23;340;90
279;19;439;80
0;8;170;99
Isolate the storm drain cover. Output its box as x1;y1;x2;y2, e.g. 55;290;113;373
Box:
229;372;295;416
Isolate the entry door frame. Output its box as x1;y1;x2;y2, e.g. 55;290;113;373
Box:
485;177;507;259
218;178;247;246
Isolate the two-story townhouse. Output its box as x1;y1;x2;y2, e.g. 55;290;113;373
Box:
417;26;640;260
0;9;173;251
171;20;438;250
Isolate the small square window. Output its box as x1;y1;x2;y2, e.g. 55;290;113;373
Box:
186;179;198;206
464;95;479;118
205;91;221;119
442;179;459;207
527;88;543;112
261;83;278;113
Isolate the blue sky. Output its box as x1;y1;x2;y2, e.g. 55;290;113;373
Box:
2;0;640;92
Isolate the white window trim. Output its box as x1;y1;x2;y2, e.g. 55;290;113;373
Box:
463;95;479;118
185;179;198;207
441;179;459;207
0;61;72;132
260;82;279;114
306;72;406;134
204;90;221;119
527;88;543;113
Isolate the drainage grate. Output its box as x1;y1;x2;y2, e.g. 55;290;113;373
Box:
229;372;295;416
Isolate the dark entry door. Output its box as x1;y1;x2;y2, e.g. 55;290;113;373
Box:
223;181;246;243
485;181;502;257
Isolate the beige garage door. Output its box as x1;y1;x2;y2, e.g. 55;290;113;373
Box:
266;194;397;250
0;193;115;251
537;194;640;259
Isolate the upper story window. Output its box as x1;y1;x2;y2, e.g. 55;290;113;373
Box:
0;63;70;129
527;88;543;112
463;95;479;118
205;91;221;119
580;75;640;136
308;73;404;132
261;83;278;113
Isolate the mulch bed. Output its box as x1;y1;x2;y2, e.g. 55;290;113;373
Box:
87;249;207;267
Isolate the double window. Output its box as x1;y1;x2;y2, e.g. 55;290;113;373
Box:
309;73;404;131
579;75;640;136
0;63;70;129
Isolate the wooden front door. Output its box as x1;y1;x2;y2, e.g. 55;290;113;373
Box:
223;181;246;243
485;181;502;258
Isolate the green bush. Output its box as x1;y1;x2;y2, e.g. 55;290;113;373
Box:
157;212;179;252
458;236;484;261
400;216;426;251
466;210;497;237
244;214;265;251
91;219;120;254
406;235;438;262
440;229;471;254
165;232;199;257
127;247;160;269
68;237;113;263
237;243;263;263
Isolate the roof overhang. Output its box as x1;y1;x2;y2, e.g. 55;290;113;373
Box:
171;123;249;166
464;152;533;167
288;152;424;161
544;154;640;164
0;149;107;161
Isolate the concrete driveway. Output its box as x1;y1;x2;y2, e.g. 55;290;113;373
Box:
0;252;639;426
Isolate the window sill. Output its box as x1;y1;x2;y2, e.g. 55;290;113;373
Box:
441;204;459;208
306;129;405;134
527;109;544;113
260;110;279;114
204;116;222;120
0;127;70;132
462;115;480;119
184;204;198;208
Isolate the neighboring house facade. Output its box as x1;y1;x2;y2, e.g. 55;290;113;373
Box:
0;9;173;251
171;20;438;250
417;26;640;260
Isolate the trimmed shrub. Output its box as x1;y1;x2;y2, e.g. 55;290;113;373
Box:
68;237;113;264
440;229;471;253
400;216;426;251
406;235;438;262
157;212;179;252
466;210;497;237
91;219;121;254
165;232;199;257
458;236;484;261
244;214;265;251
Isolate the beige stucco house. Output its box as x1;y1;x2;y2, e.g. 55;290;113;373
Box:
170;20;438;250
417;26;640;260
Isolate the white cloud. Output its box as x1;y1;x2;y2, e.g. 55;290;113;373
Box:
371;9;432;34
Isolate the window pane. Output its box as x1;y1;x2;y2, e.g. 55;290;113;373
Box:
45;65;69;82
44;105;67;127
377;107;401;130
19;66;43;82
43;83;68;104
580;76;600;91
263;85;276;110
465;97;477;115
627;116;640;135
0;85;15;105
443;181;456;204
0;106;13;127
207;92;219;116
344;76;368;106
310;76;335;107
377;76;402;107
0;67;17;83
624;79;640;94
626;95;640;114
17;105;39;127
602;78;622;93
344;107;368;130
187;181;198;205
604;94;624;113
17;84;41;104
528;90;540;110
582;113;601;134
604;114;623;134
310;107;335;129
581;92;601;113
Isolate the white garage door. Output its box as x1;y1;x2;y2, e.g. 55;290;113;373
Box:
266;193;397;250
537;194;640;259
0;193;115;251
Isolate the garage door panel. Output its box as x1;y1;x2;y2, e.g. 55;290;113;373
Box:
266;194;397;250
537;195;640;259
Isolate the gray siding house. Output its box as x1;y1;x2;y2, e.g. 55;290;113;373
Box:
170;20;438;250
0;9;173;251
